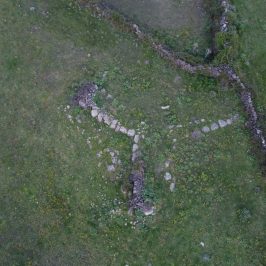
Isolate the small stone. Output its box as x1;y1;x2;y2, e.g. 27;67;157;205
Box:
132;152;139;162
170;182;175;192
115;125;121;132
30;6;35;11
107;165;115;172
226;118;233;125
110;119;118;129
97;113;104;122
132;144;138;153
164;172;172;181
134;134;140;143
218;119;227;128
103;114;112;125
79;100;87;108
191;130;202;139
91;109;99;118
119;126;128;134
165;160;171;168
200;242;205;247
202;126;210;133
210;123;219;131
127;129;135;137
161;105;170;110
176;124;183;128
142;202;154;216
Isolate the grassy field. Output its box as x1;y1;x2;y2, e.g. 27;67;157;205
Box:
96;0;212;62
0;0;265;265
232;0;266;135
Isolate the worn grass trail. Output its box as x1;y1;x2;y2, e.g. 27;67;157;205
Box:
0;0;265;265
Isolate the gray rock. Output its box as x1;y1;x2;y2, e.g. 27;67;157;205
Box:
127;129;135;137
202;126;210;133
110;119;118;129
79;100;87;108
132;144;139;153
226;118;233;125
210;123;219;131
132;152;140;162
134;134;140;143
103;114;112;125
170;182;175;192
164;172;172;181
218;119;227;128
165;160;171;168
97;113;104;122
91;109;99;118
161;105;170;110
191;130;202;139
119;126;128;134
107;165;115;172
115;125;121;132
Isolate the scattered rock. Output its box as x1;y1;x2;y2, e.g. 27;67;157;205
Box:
202;126;210;133
161;105;170;110
210;123;219;131
164;172;172;181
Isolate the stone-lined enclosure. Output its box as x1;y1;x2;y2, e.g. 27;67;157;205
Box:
72;0;266;215
84;0;266;153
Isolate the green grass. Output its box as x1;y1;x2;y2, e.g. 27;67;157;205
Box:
0;0;265;265
232;0;266;134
